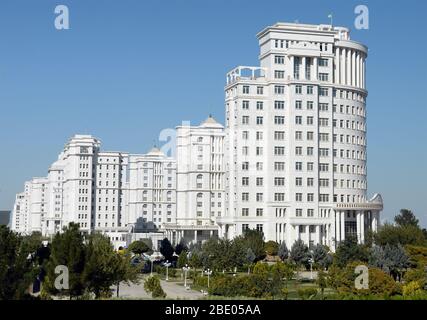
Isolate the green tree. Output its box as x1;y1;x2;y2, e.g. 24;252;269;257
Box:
334;238;369;268
159;238;174;261
395;209;419;228
45;223;86;298
264;241;279;256
290;239;309;267
240;229;266;261
0;226;39;299
175;238;188;256
112;252;140;298
144;275;166;298
177;252;188;268
316;270;328;299
278;242;289;261
83;233;139;299
312;244;332;270
128;240;150;256
374;223;425;247
245;248;256;274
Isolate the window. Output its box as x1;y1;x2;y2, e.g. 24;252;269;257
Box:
242;116;249;125
275;177;285;186
274;162;285;171
256;224;263;233
256;101;264;110
256;193;263;202
319;133;329;142
275;193;285;202
295;116;302;125
274;131;285;140
307;132;314;140
295;100;302;110
295;131;303;140
242;193;249;201
242;100;249;110
319;163;329;172
295;146;303;156
295;177;302;186
275;116;285;125
275;86;285;94
256;116;263;125
319;103;329;111
307;116;314;125
243;85;250;94
242;208;249;216
274;100;285;110
242;131;249;140
257;86;264;95
256;208;263;217
307;86;314;94
320;88;329;96
242;177;249;186
319;73;329;81
274;146;285;156
296;209;303;217
296;162;302;171
307;101;314;110
295;85;302;94
319;58;328;67
296;193;302;202
275;55;285;64
274;70;285;79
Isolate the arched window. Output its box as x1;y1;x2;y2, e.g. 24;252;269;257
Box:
196;175;203;188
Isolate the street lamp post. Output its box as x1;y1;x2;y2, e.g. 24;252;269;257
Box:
204;268;212;288
308;254;314;280
182;264;190;289
165;261;172;281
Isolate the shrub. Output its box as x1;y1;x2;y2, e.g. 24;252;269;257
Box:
265;241;279;256
144;276;166;298
403;281;424;297
297;287;317;300
403;267;426;288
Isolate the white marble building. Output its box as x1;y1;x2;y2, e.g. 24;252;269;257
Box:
163;116;224;244
10;22;383;252
219;22;382;250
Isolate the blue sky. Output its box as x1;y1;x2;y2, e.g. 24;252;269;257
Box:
0;0;426;226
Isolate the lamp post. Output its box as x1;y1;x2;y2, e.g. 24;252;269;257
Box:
308;254;314;280
182;264;190;289
164;260;172;281
204;268;212;288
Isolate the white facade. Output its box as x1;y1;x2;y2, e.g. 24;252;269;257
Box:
164;116;224;244
127;148;177;233
220;22;382;250
10;22;383;252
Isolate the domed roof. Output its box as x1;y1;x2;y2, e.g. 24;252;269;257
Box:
200;115;223;128
146;146;165;156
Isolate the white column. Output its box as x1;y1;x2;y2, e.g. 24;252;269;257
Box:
362;57;366;89
315;225;320;246
356;211;361;244
347;50;351;86
335;49;340;84
312;57;317;81
295;225;300;241
306;225;310;246
335;210;340;243
302;57;306;80
290;56;295;79
361;212;365;243
341;211;346;241
352;50;356;86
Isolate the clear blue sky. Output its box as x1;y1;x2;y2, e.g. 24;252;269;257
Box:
0;0;426;226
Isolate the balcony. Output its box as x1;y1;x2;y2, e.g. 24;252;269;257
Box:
226;66;267;86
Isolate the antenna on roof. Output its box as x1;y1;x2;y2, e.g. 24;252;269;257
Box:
328;13;333;28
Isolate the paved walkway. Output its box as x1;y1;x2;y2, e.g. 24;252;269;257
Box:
116;277;204;300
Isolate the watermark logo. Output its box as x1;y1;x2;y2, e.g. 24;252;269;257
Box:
54;265;69;290
54;5;70;30
354;265;369;290
354;5;369;30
